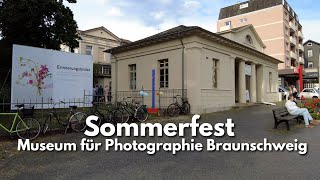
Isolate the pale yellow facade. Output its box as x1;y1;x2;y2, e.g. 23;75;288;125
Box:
110;28;281;114
61;26;129;91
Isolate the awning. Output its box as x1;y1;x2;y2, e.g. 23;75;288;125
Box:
279;68;305;77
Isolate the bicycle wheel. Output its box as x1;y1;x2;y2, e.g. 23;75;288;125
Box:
135;106;149;122
181;102;191;115
167;103;180;117
70;112;87;132
93;112;102;127
121;108;130;123
110;109;124;124
16;118;41;140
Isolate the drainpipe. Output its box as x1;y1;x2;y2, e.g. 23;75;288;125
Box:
111;52;118;102
179;35;185;99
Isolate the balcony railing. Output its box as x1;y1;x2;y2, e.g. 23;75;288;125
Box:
289;22;296;32
289;36;296;46
298;44;304;52
290;51;297;60
93;64;111;77
299;57;305;64
298;31;304;39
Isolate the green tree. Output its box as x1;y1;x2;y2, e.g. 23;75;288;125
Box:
0;0;80;51
0;0;80;100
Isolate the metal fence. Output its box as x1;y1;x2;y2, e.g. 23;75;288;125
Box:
114;89;187;109
0;97;93;122
0;89;187;117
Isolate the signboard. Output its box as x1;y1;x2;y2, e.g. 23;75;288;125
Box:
11;44;93;109
245;64;252;76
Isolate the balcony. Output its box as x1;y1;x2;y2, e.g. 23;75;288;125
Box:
289;36;296;46
299;57;305;64
298;31;304;39
298;44;304;52
219;25;232;32
289;22;296;32
290;51;297;60
93;64;111;77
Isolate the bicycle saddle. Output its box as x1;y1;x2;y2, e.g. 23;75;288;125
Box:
69;106;78;109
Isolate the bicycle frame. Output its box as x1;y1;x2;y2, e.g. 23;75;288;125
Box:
0;113;29;133
45;107;74;127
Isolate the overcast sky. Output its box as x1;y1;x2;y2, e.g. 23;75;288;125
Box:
67;0;320;42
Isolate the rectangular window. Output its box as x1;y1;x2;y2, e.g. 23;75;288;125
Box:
129;64;136;90
240;3;248;9
269;72;273;92
212;59;219;88
101;66;111;75
159;59;169;88
225;21;231;26
85;45;93;55
308;50;313;57
308;62;314;68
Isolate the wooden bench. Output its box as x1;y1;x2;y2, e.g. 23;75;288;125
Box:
272;107;303;131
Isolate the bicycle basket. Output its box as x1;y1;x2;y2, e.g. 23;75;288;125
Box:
21;106;35;117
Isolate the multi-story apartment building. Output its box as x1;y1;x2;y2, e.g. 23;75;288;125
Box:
303;40;320;84
61;26;130;91
217;0;304;88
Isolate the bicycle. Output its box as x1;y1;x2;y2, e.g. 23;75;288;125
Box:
90;102;123;126
118;97;149;123
0;104;40;140
167;95;190;117
42;101;87;134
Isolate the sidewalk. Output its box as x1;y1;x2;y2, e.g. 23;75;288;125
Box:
1;103;319;179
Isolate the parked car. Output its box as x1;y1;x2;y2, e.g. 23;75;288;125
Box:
279;87;288;100
298;88;320;99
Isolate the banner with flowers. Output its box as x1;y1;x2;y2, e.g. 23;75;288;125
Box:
11;44;93;109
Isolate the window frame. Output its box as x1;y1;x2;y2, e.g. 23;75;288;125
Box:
212;59;219;88
308;62;314;68
85;45;93;55
245;35;253;44
159;59;169;88
129;64;137;90
225;21;231;26
308;50;313;57
269;72;273;92
101;65;111;75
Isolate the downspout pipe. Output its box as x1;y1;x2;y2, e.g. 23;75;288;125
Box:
179;35;185;99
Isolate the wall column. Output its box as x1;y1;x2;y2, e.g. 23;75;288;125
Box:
238;60;246;103
250;63;257;103
256;64;265;102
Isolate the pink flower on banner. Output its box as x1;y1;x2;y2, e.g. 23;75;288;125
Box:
29;80;33;84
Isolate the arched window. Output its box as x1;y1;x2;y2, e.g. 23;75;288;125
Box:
245;35;252;44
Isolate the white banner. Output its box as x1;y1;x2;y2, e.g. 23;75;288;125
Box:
11;44;93;109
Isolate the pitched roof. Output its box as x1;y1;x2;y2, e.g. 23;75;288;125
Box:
105;25;281;64
303;40;320;46
216;24;266;48
80;26;121;41
219;0;283;20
